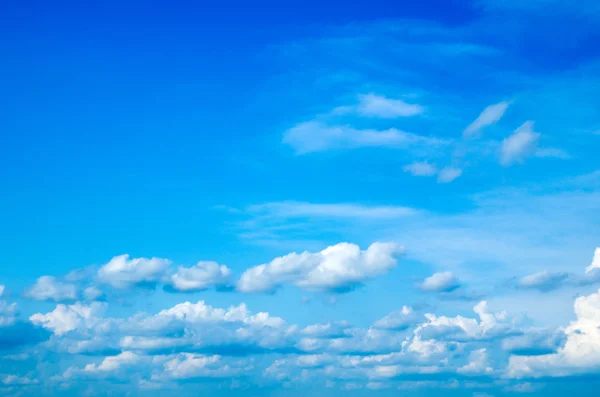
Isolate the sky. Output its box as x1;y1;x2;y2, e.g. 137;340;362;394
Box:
1;0;600;396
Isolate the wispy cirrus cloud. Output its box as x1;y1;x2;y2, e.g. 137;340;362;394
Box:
333;93;424;118
283;121;447;154
464;101;510;138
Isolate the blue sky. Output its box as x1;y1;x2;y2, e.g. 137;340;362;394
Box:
1;0;600;396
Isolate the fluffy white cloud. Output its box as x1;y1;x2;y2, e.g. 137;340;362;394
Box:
403;162;437;177
420;272;461;292
585;248;600;273
151;300;285;329
508;288;600;378
167;261;232;292
97;254;171;289
84;351;140;373
25;276;78;302
464;101;509;137
499;121;540;166
30;302;106;335
414;301;511;343
0;285;4;298
237;242;403;293
282;121;446;154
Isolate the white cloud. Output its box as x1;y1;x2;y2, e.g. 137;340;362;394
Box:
247;201;418;220
30;302;106;335
25;276;78;302
2;375;38;386
403;162;437;177
373;306;421;330
83;351;140;373
413;301;511;344
0;285;4;298
351;93;424;118
0;299;17;327
162;353;247;379
458;349;493;375
585;248;600;273
508;288;600;378
420;272;461;292
97;254;171;289
83;286;105;301
518;271;569;292
151;300;286;329
301;322;350;338
535;147;570;159
282;121;446;154
499;121;540;166
167;261;232;292
437;167;462;183
464;101;509;137
237;242;403;293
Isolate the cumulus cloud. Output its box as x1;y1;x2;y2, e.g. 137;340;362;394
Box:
464;101;509;137
30;302;106;335
301;322;351;338
414;301;513;343
420;272;461;293
25;276;78;302
508;288;600;378
167;261;232;292
237;242;403;293
161;353;249;380
97;254;171;289
499;121;540;166
282;121;446;154
83;351;140;373
458;348;493;375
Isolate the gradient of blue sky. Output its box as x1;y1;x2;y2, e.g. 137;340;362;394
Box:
1;1;600;396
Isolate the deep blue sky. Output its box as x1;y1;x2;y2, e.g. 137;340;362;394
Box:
1;1;600;396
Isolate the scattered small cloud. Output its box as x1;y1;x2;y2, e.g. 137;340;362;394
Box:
437;167;463;183
500;121;540;166
464;101;510;137
518;271;570;292
333;93;424;118
403;162;438;177
420;271;461;293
